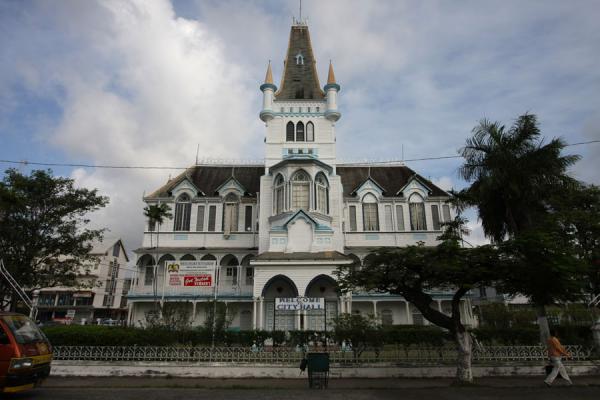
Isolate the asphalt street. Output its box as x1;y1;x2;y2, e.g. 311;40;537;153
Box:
2;377;599;399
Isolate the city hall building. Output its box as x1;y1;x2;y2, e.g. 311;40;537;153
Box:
127;21;475;331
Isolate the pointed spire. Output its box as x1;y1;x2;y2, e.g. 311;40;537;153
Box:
264;60;273;84
327;60;336;85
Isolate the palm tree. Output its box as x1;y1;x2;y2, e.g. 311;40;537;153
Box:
457;113;580;341
143;203;172;317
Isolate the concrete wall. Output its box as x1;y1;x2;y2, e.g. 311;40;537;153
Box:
51;361;600;379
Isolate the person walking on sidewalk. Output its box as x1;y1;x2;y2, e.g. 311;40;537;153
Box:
544;329;573;386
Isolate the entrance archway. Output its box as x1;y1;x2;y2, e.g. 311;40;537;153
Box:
261;275;298;331
304;275;339;331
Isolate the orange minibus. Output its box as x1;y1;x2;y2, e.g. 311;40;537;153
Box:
0;312;52;393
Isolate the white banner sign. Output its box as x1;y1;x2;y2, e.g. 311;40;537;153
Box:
275;297;325;311
166;260;216;287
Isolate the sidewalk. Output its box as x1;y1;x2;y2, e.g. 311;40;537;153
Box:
44;375;600;389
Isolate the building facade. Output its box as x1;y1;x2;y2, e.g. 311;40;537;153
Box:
128;22;475;330
37;238;131;324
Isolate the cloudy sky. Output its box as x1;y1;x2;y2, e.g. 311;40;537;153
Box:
1;0;599;256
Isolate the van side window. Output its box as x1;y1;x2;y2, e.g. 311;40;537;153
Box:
0;327;10;345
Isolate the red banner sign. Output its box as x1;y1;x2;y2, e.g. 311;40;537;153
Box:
183;275;212;287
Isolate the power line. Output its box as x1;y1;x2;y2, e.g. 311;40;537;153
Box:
1;140;598;170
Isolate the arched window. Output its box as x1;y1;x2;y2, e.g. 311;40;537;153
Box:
286;121;295;141
222;193;239;235
315;173;329;214
273;174;285;215
296;121;305;141
362;193;379;231
174;193;191;231
306;121;314;141
409;194;427;231
291;171;310;210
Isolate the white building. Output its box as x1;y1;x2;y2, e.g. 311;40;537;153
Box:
128;22;475;330
37;238;131;324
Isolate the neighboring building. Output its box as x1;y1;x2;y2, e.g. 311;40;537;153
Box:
37;238;131;324
128;21;475;330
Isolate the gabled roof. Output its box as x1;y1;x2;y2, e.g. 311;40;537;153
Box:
275;25;325;100
349;176;386;196
337;165;448;198
146;165;264;199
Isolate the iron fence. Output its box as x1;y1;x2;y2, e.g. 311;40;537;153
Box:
53;345;595;364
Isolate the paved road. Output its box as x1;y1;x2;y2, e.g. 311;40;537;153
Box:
5;377;599;399
8;386;600;400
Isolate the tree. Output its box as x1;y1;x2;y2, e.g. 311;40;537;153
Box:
336;217;500;383
549;183;600;298
0;169;108;309
143;203;172;313
331;313;383;362
456;113;582;341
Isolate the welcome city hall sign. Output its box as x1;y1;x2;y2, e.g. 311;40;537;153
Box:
275;297;325;311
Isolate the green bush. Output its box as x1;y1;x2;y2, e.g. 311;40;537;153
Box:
382;326;449;346
472;326;540;345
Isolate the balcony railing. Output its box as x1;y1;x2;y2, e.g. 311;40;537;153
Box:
128;282;253;298
344;231;441;247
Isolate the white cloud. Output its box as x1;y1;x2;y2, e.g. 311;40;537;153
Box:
1;0;598;256
1;0;261;255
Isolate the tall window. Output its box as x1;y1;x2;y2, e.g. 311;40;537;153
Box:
362;194;379;231
296;121;305;141
286;121;295;141
384;205;394;231
244;205;253;231
222;193;239;235
306;121;314;141
196;205;205;231
174;193;191;231
315;173;329;214
442;204;451;222
409;194;427;231
431;205;441;230
207;205;217;231
291;171;310;210
273;174;285;214
348;205;357;231
396;204;405;231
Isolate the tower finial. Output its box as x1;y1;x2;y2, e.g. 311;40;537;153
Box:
264;60;273;84
327;60;336;85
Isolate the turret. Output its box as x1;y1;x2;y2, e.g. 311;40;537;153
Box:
259;61;277;122
324;61;341;122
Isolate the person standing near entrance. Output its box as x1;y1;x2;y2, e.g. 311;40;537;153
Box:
544;329;572;386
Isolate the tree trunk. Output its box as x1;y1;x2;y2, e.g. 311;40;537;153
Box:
536;303;550;344
455;329;473;383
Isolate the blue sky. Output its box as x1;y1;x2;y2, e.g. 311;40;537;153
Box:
1;0;599;250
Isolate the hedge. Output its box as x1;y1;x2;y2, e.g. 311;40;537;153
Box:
42;324;594;347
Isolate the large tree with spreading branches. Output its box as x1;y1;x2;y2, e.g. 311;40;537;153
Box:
0;169;108;310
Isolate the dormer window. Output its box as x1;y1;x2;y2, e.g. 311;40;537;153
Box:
295;52;304;65
362;193;379;231
223;193;239;235
409;194;427;231
174;193;191;231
